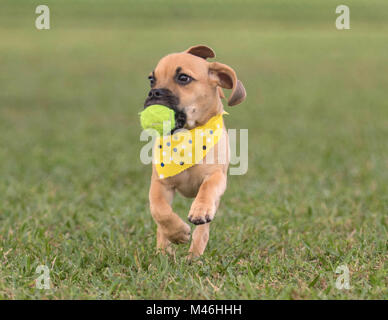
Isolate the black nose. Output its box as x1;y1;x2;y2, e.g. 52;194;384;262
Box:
148;89;164;99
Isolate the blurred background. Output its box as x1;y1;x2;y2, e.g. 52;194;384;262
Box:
0;0;387;299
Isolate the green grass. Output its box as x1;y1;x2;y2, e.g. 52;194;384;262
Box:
0;0;387;299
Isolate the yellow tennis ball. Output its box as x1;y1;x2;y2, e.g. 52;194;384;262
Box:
139;104;176;136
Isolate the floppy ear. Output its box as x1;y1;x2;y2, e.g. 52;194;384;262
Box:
208;62;246;106
185;45;216;60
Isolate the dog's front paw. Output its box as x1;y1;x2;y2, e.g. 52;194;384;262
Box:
163;221;191;244
188;201;216;225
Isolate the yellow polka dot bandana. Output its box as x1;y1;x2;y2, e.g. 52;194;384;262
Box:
154;113;226;179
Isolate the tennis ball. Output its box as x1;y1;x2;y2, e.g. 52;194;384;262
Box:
139;104;176;136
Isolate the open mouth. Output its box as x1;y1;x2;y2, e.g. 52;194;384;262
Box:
144;90;186;133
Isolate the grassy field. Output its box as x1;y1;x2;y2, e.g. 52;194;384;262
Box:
0;0;387;299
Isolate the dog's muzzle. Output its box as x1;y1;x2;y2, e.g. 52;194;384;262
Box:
144;88;186;133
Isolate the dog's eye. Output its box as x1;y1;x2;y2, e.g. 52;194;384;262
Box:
148;75;155;87
176;73;193;85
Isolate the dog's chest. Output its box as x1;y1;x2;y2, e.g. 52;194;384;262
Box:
163;131;229;198
171;166;205;198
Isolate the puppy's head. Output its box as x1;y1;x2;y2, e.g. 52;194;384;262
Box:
144;45;246;130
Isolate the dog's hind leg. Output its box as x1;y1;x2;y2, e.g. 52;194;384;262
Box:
149;179;191;248
188;223;210;259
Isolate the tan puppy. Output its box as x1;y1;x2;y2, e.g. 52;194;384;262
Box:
143;45;246;258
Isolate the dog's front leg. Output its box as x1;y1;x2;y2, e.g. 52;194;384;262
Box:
149;179;191;253
188;169;226;257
